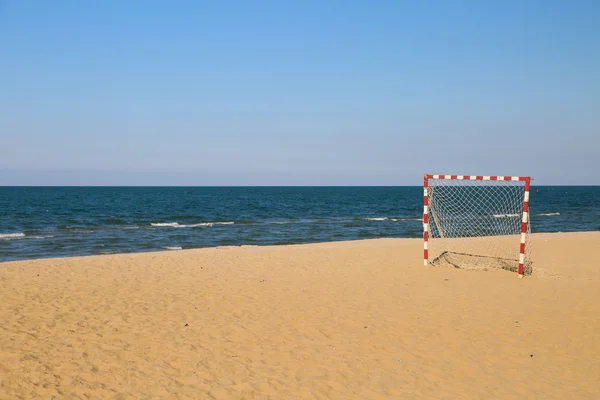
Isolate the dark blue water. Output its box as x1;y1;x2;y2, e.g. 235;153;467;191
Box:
1;186;598;262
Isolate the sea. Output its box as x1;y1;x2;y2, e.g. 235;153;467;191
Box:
1;186;598;262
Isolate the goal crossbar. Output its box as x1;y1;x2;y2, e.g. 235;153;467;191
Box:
423;174;532;276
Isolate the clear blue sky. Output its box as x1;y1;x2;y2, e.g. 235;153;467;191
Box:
0;1;598;185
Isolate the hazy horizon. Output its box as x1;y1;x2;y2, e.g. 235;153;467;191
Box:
1;171;597;187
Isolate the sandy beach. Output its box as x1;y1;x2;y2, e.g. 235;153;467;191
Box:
1;232;599;399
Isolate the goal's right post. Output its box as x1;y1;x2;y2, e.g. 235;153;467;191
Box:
423;174;532;277
518;177;531;277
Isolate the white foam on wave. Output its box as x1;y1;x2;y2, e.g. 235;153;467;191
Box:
151;222;235;228
189;222;235;227
0;232;25;239
165;246;183;250
493;214;520;218
362;217;421;222
539;212;560;216
151;222;182;227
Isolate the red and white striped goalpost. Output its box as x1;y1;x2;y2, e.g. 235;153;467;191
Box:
423;174;531;277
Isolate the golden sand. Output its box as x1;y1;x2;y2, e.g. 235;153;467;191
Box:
1;232;599;399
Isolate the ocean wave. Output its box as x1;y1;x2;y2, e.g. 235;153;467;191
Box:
270;217;422;225
164;246;183;250
151;222;181;227
0;232;26;239
121;225;140;230
539;212;560;216
59;226;96;232
14;231;56;240
362;217;421;222
493;214;520;218
151;222;235;228
188;223;215;227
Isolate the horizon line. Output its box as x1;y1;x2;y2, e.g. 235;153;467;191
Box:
1;184;599;188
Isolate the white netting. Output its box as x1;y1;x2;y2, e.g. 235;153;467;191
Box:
427;178;532;275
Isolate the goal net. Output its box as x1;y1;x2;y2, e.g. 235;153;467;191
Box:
424;174;532;276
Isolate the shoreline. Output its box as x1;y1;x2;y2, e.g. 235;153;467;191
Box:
1;230;598;265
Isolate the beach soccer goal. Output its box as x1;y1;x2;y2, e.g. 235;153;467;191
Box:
423;174;532;277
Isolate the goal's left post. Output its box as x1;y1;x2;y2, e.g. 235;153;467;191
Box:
423;174;429;266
